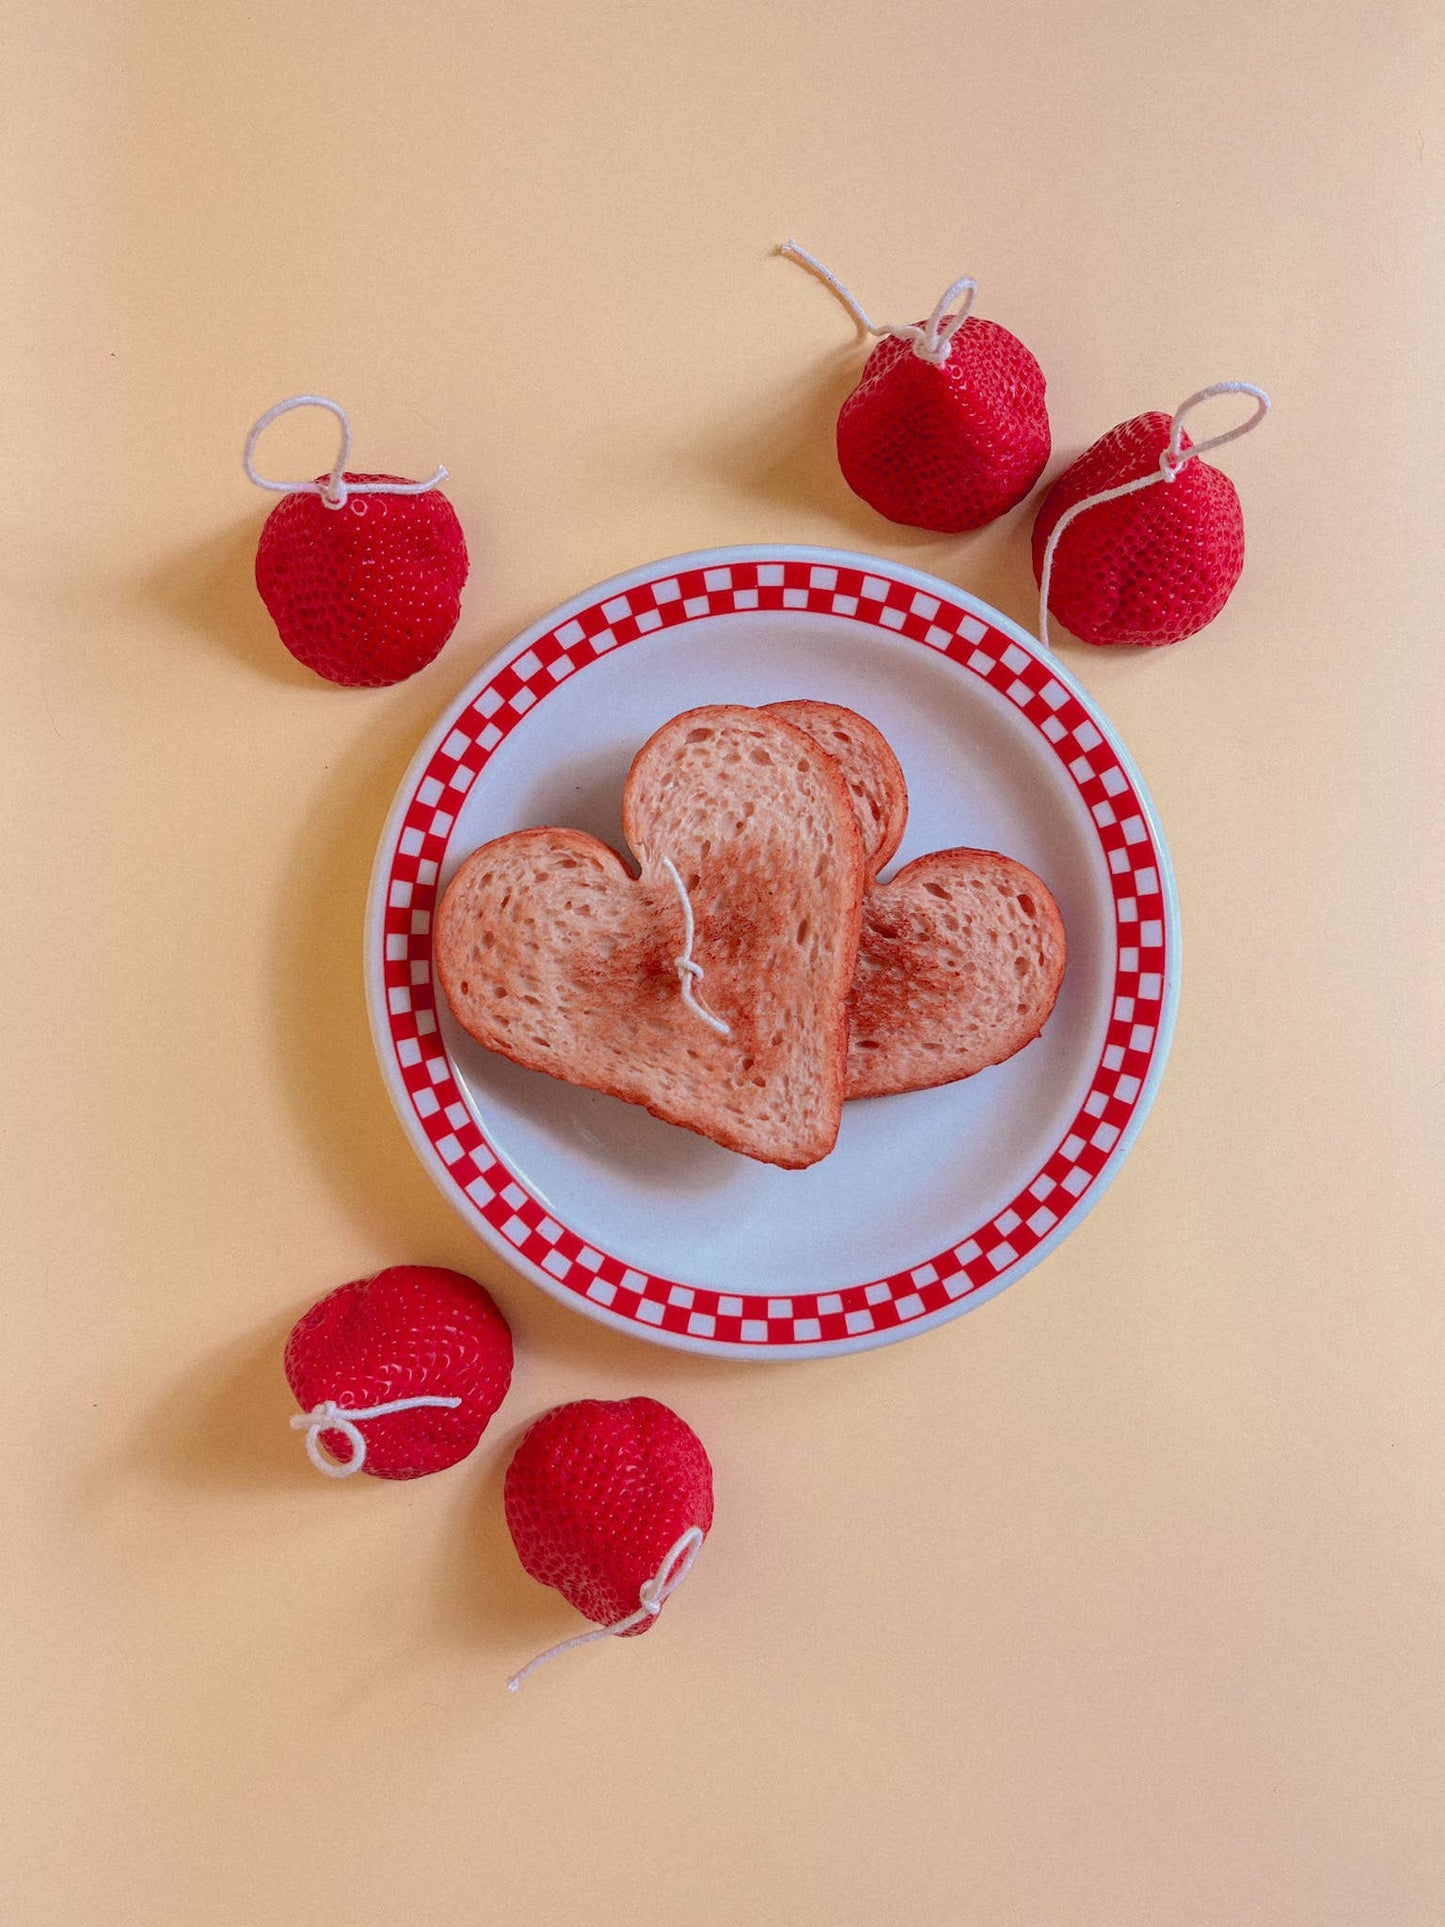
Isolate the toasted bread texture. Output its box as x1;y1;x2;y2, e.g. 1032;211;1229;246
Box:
846;848;1066;1096
771;701;1067;1098
764;700;908;873
434;706;865;1169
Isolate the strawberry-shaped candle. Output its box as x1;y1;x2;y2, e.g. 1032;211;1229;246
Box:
504;1397;714;1691
245;394;469;685
1032;382;1271;648
285;1266;513;1479
780;240;1050;532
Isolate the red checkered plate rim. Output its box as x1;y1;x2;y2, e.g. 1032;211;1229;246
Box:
365;545;1179;1359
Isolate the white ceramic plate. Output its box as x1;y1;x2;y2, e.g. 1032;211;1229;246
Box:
366;545;1179;1359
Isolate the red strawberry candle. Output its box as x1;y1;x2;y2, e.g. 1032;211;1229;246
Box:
780;240;1050;532
245;394;469;685
1032;382;1271;648
285;1265;513;1479
504;1397;714;1691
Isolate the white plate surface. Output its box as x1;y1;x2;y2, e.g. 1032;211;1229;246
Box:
366;545;1179;1358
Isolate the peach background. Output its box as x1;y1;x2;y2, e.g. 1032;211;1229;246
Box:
4;2;1443;1922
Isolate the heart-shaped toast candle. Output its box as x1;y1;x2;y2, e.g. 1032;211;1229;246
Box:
844;849;1066;1097
767;702;1066;1098
434;706;865;1169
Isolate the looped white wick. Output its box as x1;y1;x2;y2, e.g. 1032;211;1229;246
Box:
1037;381;1271;653
290;1395;462;1479
244;394;448;511
779;239;977;368
661;856;731;1038
506;1526;706;1693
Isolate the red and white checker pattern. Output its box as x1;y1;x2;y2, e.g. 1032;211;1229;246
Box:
378;555;1171;1350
